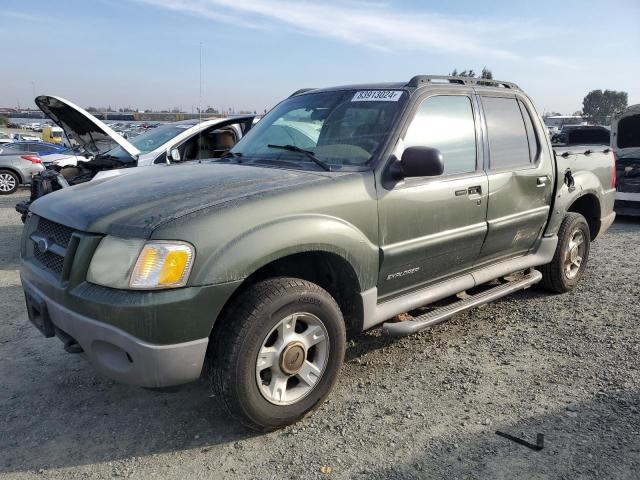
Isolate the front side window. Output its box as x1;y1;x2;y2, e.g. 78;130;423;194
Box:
482;97;531;169
403;95;477;175
229;90;408;169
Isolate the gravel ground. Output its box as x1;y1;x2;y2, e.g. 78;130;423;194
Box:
1;190;638;479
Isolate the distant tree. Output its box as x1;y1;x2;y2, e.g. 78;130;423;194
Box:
582;90;628;125
449;68;493;79
86;106;98;113
205;107;219;114
0;116;7;126
572;110;582;116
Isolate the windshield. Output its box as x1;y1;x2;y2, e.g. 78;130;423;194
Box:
229;89;407;169
101;123;195;162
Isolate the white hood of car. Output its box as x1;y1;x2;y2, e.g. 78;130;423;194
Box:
35;95;140;158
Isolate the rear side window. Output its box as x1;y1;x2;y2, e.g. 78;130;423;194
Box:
482;97;531;169
518;100;540;161
404;95;477;175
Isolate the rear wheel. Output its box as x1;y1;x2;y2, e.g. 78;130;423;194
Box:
540;212;591;293
206;277;346;431
0;170;19;195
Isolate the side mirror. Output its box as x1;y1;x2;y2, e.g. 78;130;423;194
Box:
390;146;444;179
166;147;181;164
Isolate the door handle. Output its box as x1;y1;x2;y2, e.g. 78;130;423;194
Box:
536;176;549;187
467;185;482;195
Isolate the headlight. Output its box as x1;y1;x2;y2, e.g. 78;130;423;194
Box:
129;242;194;289
87;237;194;290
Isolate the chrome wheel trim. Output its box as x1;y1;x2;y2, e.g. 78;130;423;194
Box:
255;312;329;406
564;229;585;279
0;173;16;192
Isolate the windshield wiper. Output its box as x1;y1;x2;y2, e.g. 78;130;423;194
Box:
219;151;243;162
267;144;331;171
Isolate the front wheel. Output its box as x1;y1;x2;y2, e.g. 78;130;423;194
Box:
540;212;591;293
0;170;19;195
206;277;346;431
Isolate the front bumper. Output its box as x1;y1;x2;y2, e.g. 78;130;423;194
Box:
22;276;209;388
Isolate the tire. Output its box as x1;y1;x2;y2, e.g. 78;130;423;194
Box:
0;170;19;195
205;277;346;431
540;212;591;293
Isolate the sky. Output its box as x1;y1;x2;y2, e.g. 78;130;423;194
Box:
2;0;639;114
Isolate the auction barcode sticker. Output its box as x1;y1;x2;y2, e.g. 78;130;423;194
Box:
352;90;403;102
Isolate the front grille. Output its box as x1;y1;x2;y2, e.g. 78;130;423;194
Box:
33;243;65;274
30;217;76;278
36;217;74;248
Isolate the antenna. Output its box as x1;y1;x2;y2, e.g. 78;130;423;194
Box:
199;42;203;124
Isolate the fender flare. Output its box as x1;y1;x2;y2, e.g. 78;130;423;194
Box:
190;214;379;291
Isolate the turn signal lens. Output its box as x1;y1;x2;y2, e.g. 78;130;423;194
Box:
129;242;194;289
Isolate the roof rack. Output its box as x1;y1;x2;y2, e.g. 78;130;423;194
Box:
406;75;520;90
289;88;317;97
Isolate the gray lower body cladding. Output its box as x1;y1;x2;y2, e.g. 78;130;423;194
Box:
21;276;209;388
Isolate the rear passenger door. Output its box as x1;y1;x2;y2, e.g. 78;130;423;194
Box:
477;95;554;262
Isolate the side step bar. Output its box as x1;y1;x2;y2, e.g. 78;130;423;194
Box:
382;269;542;337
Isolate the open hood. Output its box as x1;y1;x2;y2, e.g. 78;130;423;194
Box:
35;95;140;158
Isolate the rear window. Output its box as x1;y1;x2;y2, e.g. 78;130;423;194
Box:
567;128;610;146
482;97;531;169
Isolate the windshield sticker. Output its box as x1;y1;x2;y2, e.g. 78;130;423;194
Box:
352;90;403;102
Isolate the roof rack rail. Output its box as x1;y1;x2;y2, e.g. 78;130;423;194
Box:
289;88;317;97
406;75;520;90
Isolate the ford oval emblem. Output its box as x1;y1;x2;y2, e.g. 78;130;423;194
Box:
37;237;50;253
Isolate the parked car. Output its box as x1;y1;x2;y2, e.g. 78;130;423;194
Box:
0;131;13;144
15;95;256;220
0;147;43;194
3;141;66;156
11;133;41;142
611;104;640;216
20;75;615;431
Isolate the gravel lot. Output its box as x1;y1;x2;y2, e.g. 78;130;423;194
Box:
1;189;638;479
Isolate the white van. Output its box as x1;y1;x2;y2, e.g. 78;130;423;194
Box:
611;105;640;216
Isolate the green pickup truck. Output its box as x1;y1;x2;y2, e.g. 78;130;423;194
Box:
20;75;616;430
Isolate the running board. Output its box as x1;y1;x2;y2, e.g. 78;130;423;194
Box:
382;269;542;337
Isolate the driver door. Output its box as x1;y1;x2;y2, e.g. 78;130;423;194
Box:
376;93;488;301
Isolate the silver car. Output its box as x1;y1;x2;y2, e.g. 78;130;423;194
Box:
0;145;45;194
